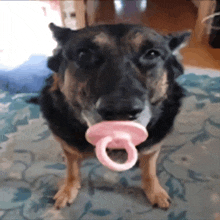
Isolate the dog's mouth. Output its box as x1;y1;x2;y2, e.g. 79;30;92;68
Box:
81;109;103;127
81;104;151;128
82;106;151;164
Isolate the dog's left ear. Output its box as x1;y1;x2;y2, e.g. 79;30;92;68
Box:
47;47;63;72
49;23;72;45
167;30;191;53
165;31;191;80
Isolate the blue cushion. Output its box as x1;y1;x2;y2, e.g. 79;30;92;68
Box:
0;55;52;93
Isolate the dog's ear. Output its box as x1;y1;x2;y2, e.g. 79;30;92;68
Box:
165;31;191;80
49;23;72;45
47;47;63;72
167;30;191;53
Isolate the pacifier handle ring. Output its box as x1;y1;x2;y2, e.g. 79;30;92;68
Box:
95;136;138;172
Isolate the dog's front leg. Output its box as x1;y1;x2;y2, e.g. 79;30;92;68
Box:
139;146;171;210
53;137;82;209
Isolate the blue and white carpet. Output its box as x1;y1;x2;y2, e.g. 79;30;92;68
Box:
0;71;220;220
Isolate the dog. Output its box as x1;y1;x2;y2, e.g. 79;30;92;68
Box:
29;23;190;210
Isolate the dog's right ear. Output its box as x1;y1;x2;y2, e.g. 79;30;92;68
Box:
49;23;72;45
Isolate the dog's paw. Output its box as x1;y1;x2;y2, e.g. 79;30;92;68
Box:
143;182;171;210
53;182;80;209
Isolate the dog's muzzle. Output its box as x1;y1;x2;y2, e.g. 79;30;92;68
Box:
96;96;145;121
82;98;152;167
82;98;151;128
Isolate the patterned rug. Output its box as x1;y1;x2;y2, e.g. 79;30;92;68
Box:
0;71;220;220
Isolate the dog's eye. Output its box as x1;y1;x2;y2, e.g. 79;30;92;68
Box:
78;50;93;63
139;49;161;66
143;50;160;60
76;49;102;68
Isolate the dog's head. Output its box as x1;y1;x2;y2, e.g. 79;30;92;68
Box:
48;23;190;127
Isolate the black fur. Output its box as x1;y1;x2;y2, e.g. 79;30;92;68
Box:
39;77;92;152
29;23;190;154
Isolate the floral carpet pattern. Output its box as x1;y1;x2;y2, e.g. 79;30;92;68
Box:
0;72;220;220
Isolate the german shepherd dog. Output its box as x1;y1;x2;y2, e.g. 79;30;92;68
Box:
30;23;190;210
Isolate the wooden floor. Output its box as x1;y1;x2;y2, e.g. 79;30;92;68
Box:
91;0;220;71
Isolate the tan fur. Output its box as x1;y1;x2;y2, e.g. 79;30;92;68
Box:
150;72;168;104
132;32;143;50
160;73;168;97
139;146;171;209
93;32;115;47
60;67;90;108
60;68;78;105
140;142;163;155
54;135;83;158
53;136;94;209
54;135;93;159
53;136;82;209
50;73;60;92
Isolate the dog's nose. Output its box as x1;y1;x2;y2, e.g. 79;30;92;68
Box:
96;97;144;120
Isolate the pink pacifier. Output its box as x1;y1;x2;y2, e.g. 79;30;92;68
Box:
85;121;148;172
